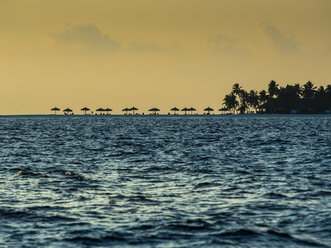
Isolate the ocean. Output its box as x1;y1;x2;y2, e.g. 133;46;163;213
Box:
0;115;330;247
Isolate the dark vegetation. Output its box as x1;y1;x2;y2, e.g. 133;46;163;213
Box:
223;81;331;114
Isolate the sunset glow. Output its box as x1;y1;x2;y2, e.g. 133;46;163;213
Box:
1;0;330;114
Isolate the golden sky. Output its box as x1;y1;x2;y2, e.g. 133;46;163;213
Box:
1;0;330;114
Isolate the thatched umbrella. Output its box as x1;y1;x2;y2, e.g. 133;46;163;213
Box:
81;107;90;115
171;107;179;115
130;107;138;114
96;108;104;115
219;107;229;114
122;108;129;115
63;108;73;115
204;107;214;115
181;107;189;115
148;107;160;115
105;108;112;115
188;107;196;115
51;107;60;115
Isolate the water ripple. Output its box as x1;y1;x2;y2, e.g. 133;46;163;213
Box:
0;115;330;247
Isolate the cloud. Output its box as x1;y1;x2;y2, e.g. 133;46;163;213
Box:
127;41;163;52
326;44;331;54
263;24;300;54
207;34;243;55
53;24;182;55
53;24;121;55
127;41;182;53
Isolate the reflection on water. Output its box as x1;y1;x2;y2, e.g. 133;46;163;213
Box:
0;116;330;247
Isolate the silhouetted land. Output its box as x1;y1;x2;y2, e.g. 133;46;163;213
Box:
223;81;331;114
18;81;331;116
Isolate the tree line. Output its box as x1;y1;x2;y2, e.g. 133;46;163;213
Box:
223;81;331;114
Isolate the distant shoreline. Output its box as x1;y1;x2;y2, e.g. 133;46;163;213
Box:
0;113;330;118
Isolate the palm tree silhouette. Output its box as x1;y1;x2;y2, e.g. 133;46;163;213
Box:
223;93;238;114
51;107;60;115
314;86;328;113
232;83;242;96
224;81;331;114
247;90;259;113
326;85;331;110
237;105;248;114
268;80;279;98
294;83;302;97
258;90;269;104
302;81;316;100
231;83;248;113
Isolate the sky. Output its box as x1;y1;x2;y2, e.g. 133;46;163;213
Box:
1;0;330;114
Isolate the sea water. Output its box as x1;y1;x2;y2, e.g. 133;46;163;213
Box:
0;115;330;247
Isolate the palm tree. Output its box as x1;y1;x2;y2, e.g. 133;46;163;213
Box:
268;80;279;98
302;81;316;100
223;93;238;114
313;86;328;113
259;90;269;105
326;84;331;95
237;105;248;114
232;83;242;96
277;85;301;113
238;89;249;114
247;90;259;113
230;83;249;114
224;81;329;114
293;83;302;98
258;90;269;113
326;85;331;109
